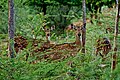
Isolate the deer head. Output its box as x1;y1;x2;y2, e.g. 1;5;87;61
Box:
65;24;76;31
43;25;55;42
74;25;83;46
73;21;83;46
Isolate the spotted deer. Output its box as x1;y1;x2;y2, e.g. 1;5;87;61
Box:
43;25;55;43
65;21;83;46
74;21;83;44
95;38;111;58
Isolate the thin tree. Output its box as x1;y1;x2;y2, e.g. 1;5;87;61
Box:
8;0;15;58
111;0;119;71
81;0;86;53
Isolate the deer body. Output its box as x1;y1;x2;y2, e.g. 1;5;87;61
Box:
95;38;111;57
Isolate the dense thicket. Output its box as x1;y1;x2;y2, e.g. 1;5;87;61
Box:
0;0;115;34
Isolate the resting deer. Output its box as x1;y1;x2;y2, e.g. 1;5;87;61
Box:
32;23;84;62
95;38;111;58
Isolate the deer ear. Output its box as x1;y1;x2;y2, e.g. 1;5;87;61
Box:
51;25;55;30
81;27;83;30
83;23;86;28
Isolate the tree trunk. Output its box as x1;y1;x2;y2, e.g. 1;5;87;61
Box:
81;0;86;53
8;0;15;58
111;0;119;71
42;4;47;15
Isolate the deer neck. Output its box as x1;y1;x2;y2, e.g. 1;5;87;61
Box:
75;36;81;44
46;35;50;42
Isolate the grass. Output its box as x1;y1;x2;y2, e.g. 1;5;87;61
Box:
0;7;120;80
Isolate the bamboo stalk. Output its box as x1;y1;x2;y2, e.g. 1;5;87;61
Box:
111;0;119;71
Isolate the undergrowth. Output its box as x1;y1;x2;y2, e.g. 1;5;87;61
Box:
0;2;120;80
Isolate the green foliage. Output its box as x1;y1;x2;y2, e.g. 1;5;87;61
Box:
0;0;8;10
0;50;120;80
0;0;120;80
29;13;47;39
0;10;8;34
